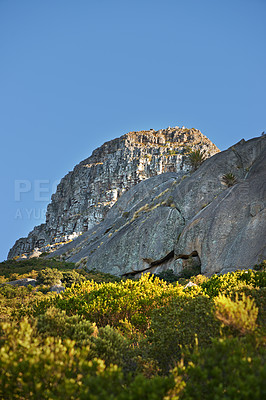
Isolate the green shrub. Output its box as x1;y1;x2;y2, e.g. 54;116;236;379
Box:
155;270;179;283
0;258;75;278
36;268;63;286
46;274;184;333
0;284;29;299
201;270;266;297
221;172;237;187
188;150;206;171
0;318;173;400
61;270;85;287
0;267;265;398
143;295;221;374
91;325;136;372
171;337;266;400
178;264;201;279
240;287;266;330
38;309;136;370
253;260;266;271
214;294;258;335
37;307;97;346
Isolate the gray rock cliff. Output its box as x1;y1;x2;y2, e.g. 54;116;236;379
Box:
48;135;266;276
8;126;218;259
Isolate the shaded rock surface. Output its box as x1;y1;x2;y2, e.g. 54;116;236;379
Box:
8;126;218;259
4;278;37;287
49;284;65;293
48;135;266;276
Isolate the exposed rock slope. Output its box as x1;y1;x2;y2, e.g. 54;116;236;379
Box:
48;135;266;276
8;126;218;259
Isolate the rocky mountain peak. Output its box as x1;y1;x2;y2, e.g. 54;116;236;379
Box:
8;126;219;259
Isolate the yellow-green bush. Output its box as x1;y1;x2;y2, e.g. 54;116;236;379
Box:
171;337;266;400
0;262;265;399
143;295;221;374
201;270;266;297
0;318;173;400
214;293;258;335
39;274;185;333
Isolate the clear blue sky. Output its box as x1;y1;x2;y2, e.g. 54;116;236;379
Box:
0;0;265;262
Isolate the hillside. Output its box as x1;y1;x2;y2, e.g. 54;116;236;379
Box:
0;259;265;399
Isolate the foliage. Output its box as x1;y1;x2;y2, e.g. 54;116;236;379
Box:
221;172;237;187
40;274;185;333
91;325;136;372
214;293;258;335
36;267;63;285
171;337;266;400
143;295;221;374
0;261;265;398
0;318;173;400
178;264;201;279
37;306;97;345
61;269;86;287
253;260;266;271
0;258;75;278
239;287;266;330
201;269;266;297
155;269;179;283
187;149;206;171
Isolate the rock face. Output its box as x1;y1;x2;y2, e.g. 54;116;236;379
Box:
8;126;219;259
47;135;266;276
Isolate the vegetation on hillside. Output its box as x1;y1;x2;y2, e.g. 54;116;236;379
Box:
0;259;265;399
187;149;207;171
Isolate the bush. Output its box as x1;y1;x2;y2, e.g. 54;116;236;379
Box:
171;337;266;400
214;294;258;335
0;266;265;398
91;325;136;372
36;268;63;286
201;270;266;298
253;260;266;271
188;150;206;171
61;270;85;287
178;265;201;279
0;318;173;400
143;295;221;374
37;307;97;346
0;258;75;278
221;172;237;187
155;270;179;283
47;274;184;333
239;287;266;330
37;308;136;370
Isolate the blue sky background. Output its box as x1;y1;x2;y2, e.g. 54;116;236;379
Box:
0;0;265;261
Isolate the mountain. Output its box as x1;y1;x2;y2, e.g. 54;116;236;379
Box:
8;126;219;259
45;134;266;276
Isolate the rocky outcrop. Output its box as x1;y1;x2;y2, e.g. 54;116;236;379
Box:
48;135;266;276
4;278;37;287
8;126;219;259
176;138;266;275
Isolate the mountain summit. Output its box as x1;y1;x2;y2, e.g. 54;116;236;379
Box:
9;126;219;259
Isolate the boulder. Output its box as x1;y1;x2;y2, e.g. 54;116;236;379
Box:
49;284;65;293
5;278;37;287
